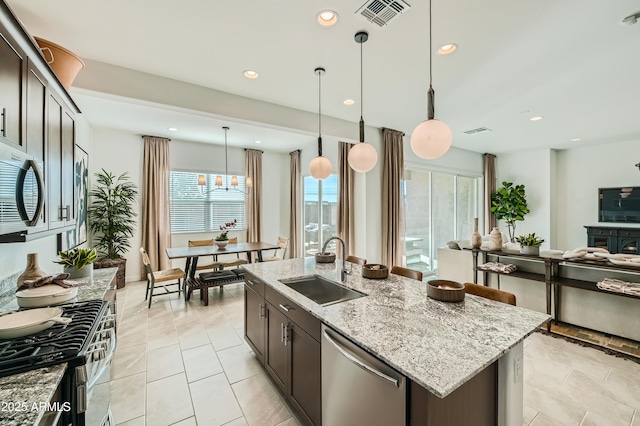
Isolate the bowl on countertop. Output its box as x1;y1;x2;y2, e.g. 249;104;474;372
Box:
427;279;465;302
315;252;336;263
362;264;389;279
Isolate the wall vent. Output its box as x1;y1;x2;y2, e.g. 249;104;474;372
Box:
355;0;411;27
464;127;493;135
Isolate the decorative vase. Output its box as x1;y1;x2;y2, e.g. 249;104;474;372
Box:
34;37;85;91
489;227;503;251
520;246;540;256
17;253;48;287
215;240;228;249
470;218;482;249
64;263;93;280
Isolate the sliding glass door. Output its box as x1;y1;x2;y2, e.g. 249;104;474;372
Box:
403;169;481;276
303;175;338;256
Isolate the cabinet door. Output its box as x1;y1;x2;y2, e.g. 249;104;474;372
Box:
61;109;74;222
0;32;25;148
47;93;63;229
289;323;321;425
26;61;46;161
265;303;288;393
244;285;265;364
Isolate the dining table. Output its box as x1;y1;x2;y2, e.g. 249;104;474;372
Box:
166;241;279;280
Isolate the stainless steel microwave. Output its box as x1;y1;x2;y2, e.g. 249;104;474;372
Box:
0;143;45;238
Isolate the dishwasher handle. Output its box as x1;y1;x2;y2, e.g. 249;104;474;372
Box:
322;329;399;387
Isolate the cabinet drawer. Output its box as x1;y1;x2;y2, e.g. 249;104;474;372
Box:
619;230;640;238
244;271;265;296
266;286;321;342
587;228;614;236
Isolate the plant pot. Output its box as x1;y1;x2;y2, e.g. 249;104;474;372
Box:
519;246;539;256
215;241;228;249
64;263;93;280
94;258;127;288
34;37;85;90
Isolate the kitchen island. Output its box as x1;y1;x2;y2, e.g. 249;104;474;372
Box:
242;258;549;425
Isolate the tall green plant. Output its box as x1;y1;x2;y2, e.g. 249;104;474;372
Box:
490;181;530;243
88;169;138;259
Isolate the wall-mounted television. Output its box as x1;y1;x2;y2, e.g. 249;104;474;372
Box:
599;187;640;223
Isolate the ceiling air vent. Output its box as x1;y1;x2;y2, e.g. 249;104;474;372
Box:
464;127;493;135
356;0;411;27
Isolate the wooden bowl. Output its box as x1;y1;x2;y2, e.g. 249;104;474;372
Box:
315;252;336;263
362;264;389;279
427;280;465;302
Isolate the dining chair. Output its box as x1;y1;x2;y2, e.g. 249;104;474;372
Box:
346;255;367;265
187;239;222;271
263;236;289;261
464;283;516;306
391;266;423;281
140;247;184;309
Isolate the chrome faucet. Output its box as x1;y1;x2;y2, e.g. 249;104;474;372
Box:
322;236;350;282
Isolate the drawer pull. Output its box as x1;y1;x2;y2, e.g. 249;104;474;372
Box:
247;280;255;286
278;304;291;312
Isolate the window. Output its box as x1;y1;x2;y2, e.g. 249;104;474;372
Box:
403;169;481;275
303;175;338;256
169;171;246;234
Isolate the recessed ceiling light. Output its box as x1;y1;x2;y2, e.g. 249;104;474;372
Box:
438;43;458;55
570;138;581;142
167;127;178;132
254;140;262;144
343;99;355;105
243;70;259;79
530;116;543;121
317;10;339;27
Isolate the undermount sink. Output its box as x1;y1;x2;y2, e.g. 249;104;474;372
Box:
279;275;366;307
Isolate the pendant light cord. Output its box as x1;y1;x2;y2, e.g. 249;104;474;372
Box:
359;37;365;143
224;127;229;190
427;0;435;120
429;0;432;87
318;70;322;156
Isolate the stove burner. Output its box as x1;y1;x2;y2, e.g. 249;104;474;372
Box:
0;299;105;377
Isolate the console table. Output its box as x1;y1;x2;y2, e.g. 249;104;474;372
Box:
470;249;640;337
585;226;640;254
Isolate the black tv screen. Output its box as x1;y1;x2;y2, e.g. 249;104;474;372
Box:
599;187;640;223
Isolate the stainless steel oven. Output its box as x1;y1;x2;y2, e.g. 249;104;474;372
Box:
0;143;45;238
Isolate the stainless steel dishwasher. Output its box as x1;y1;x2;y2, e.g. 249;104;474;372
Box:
321;325;406;425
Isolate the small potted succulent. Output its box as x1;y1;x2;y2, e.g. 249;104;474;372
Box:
54;247;98;279
515;233;544;256
215;219;237;248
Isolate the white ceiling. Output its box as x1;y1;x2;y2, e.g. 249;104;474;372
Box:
6;0;640;154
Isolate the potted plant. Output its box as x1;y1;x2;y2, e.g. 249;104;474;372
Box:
490;181;531;243
88;169;138;288
215;219;237;248
54;247;98;279
515;233;544;256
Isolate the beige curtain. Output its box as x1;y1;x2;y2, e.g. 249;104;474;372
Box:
245;149;263;242
484;153;497;234
289;150;301;258
381;128;405;267
141;136;172;276
337;142;355;258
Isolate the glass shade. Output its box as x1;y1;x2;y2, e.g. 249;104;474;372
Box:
215;175;223;186
410;119;453;160
197;175;206;186
309;156;332;180
231;176;239;186
246;177;253;187
348;142;378;173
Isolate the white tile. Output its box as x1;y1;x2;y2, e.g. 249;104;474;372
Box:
171;417;198;426
632;410;640;426
190;373;244;426
232;374;293;426
147;344;184;382
146;373;194;426
524;380;586;425
523;405;538;425
177;323;211;350
275;416;301;426
182;344;224;383
116;415;145;426
207;324;243;351
529;411;575;426
111;342;146;380
110;372;146;424
147;328;179;351
221;418;248;426
216;343;262;384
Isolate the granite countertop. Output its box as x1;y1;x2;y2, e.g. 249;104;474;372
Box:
0;363;67;426
0;267;118;312
243;258;550;398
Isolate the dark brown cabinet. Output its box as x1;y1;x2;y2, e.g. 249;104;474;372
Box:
243;271;321;425
0;31;25;149
25;60;46;161
585;226;640;254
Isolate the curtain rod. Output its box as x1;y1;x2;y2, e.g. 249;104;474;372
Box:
243;148;264;153
382;127;405;136
141;135;171;141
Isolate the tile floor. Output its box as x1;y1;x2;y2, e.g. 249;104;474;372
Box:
111;280;640;426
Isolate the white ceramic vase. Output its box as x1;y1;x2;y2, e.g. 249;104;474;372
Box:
215;240;228;249
489;227;503;251
470;218;482;249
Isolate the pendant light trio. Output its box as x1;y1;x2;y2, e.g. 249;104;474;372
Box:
309;0;451;179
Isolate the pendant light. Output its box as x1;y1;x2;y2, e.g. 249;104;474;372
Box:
348;31;378;173
198;126;251;194
309;67;332;180
410;0;452;160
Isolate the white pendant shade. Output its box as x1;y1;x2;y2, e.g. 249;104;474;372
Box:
309;156;332;179
410;119;453;160
348;142;378;173
215;175;223;186
197;174;206;185
231;175;239;186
